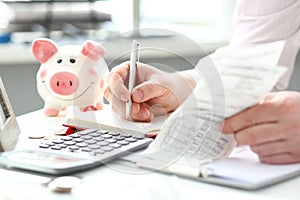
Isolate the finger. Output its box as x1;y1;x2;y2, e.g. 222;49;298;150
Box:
130;106;153;122
147;103;169;116
234;123;284;146
132;82;170;103
132;102;168;121
108;63;131;102
103;84;113;103
251;140;288;157
222;103;279;134
104;88;127;119
259;153;300;164
105;88;152;122
255;137;300;164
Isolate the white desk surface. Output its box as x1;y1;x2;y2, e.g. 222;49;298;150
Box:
1;110;299;200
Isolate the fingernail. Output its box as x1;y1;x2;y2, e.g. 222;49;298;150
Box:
221;123;230;133
221;126;227;133
133;90;143;101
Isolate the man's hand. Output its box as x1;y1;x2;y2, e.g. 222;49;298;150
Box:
222;91;300;164
102;62;195;122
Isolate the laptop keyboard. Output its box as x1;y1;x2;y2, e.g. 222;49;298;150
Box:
38;129;153;163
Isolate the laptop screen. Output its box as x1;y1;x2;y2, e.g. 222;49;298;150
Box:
0;77;20;152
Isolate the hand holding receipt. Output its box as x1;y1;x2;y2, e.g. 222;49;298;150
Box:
126;40;140;119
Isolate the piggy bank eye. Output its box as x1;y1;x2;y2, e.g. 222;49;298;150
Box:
70;59;76;64
57;59;62;64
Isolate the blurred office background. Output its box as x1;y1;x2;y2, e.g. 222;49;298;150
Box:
0;0;299;116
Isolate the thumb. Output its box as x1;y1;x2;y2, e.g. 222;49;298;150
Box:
132;81;167;103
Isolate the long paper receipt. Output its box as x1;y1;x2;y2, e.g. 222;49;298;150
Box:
137;41;287;171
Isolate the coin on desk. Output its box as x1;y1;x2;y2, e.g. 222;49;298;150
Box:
48;176;81;193
27;134;46;139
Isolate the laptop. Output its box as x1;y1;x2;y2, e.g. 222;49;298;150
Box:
0;77;153;175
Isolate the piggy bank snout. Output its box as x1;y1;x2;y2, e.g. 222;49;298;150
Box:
50;72;79;95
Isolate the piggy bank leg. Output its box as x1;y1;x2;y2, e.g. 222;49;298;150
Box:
95;101;104;110
43;103;61;116
44;108;60;116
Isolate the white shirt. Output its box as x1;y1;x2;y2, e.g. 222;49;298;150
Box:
191;0;300;90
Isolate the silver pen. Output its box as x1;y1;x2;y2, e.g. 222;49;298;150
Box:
126;40;140;119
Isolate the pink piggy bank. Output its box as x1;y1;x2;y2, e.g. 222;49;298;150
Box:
32;38;108;116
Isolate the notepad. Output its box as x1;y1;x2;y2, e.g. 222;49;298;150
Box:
64;105;168;136
136;146;300;190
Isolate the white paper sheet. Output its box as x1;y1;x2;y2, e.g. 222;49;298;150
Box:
65;105;167;135
137;41;287;170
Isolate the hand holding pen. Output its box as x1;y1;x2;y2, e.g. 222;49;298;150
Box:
102;41;195;122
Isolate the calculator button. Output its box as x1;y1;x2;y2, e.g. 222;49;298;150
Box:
97;141;108;146
69;146;80;151
76;143;88;148
81;147;92;152
109;143;121;148
125;137;137;143
102;134;112;139
88;144;101;149
106;138;117;143
90;132;101;137
109;132;120;136
81;135;93;140
74;138;84;143
52;139;64;144
70;134;80;138
97;130;109;134
39;144;50;148
61;136;73;141
121;133;132;138
117;140;129;145
84;139;97;145
101;146;113;152
58;144;67;148
51;146;62;150
114;136;125;141
133;135;145;140
64;141;76;146
93;149;105;154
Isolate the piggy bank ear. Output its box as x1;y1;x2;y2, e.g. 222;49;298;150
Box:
81;40;105;61
32;38;58;63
